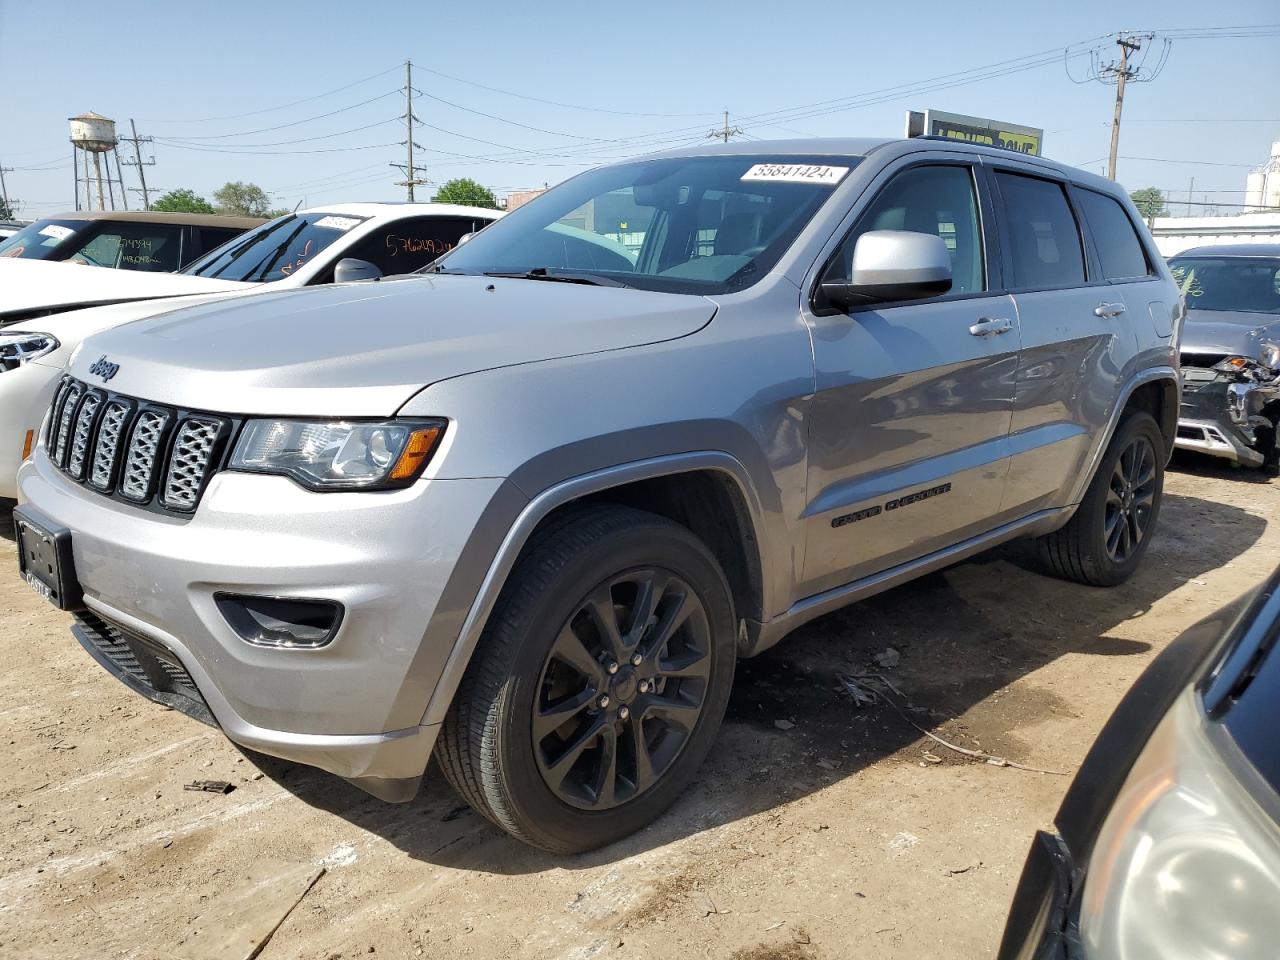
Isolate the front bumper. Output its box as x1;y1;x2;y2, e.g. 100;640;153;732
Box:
999;831;1080;960
0;358;64;499
1175;376;1277;466
16;447;509;788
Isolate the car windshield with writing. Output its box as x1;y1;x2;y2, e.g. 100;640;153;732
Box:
1170;256;1280;315
0;219;86;260
183;212;369;283
433;155;861;295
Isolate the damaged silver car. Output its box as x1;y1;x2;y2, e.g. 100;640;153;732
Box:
1172;244;1280;473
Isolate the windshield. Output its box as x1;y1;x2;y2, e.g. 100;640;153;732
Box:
434;155;861;294
0;219;84;260
183;212;369;282
1170;257;1280;315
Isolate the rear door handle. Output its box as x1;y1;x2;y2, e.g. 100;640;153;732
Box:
969;317;1014;337
1094;302;1127;318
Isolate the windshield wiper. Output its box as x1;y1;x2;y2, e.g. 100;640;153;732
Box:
484;267;629;288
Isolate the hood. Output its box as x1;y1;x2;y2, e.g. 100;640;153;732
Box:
0;257;250;322
68;274;717;416
13;289;261;370
1180;308;1280;359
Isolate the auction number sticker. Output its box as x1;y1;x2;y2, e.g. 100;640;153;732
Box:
39;224;74;241
313;215;363;231
741;164;849;185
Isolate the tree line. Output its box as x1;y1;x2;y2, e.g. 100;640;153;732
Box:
148;177;498;218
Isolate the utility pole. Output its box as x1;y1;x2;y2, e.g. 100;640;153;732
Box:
0;163;12;216
120;119;155;209
707;109;743;144
395;60;428;201
1186;176;1195;217
1084;32;1167;181
1103;35;1141;181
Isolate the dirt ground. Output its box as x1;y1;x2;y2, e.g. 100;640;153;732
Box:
2;454;1277;960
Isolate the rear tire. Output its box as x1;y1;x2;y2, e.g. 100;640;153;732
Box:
1039;411;1165;587
435;505;736;853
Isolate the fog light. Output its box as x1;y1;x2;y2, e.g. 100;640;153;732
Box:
215;594;343;648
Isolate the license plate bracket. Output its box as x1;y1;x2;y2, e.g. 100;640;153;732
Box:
13;505;83;611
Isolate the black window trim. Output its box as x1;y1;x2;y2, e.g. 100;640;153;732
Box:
986;164;1096;295
808;157;1003;317
1069;183;1160;286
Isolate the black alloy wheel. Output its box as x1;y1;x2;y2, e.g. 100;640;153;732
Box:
435;505;737;853
1104;435;1158;564
1039;410;1166;587
532;568;712;810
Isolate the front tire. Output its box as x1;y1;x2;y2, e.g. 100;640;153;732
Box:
1039;410;1165;586
435;505;736;853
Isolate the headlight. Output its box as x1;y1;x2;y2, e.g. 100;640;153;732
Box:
1078;690;1280;959
228;419;445;490
0;332;60;372
1212;356;1273;382
1260;341;1280;373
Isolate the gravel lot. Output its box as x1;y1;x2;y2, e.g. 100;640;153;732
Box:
2;455;1276;960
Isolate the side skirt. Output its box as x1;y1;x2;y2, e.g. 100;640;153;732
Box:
742;506;1072;656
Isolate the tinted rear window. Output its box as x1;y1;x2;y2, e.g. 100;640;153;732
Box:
995;172;1086;289
1078;190;1151;280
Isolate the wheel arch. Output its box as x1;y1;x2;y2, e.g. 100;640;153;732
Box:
1062;366;1179;511
420;451;770;728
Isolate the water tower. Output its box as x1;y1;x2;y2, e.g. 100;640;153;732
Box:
69;111;128;211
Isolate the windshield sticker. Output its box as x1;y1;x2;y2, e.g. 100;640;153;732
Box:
313;215;363;232
741;164;849;185
39;224;75;241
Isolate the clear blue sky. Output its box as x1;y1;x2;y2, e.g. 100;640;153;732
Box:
2;0;1277;217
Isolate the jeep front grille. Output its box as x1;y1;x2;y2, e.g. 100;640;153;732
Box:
119;410;171;502
46;377;232;515
89;401;129;491
162;418;222;510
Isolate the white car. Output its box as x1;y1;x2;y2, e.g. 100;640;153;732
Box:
0;202;501;327
0;203;500;499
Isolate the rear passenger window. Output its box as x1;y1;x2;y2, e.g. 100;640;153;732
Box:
995;172;1086;289
67;223;185;272
1077;190;1151;280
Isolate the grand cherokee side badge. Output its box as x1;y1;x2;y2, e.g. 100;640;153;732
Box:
88;355;120;382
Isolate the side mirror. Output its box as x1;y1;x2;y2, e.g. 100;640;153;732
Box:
819;230;952;311
456;232;476;246
334;258;383;283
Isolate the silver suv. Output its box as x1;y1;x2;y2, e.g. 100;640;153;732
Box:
13;138;1182;852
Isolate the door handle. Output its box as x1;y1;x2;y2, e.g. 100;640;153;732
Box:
969;317;1014;337
1094;302;1127;318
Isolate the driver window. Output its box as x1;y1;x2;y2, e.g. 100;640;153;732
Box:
826;165;985;295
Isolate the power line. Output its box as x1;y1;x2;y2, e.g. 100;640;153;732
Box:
413;64;711;118
157;118;400;150
155;140;402;156
140;65;402;123
153;90;402;141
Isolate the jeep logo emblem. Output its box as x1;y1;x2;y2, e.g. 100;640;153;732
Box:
88;355;120;383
